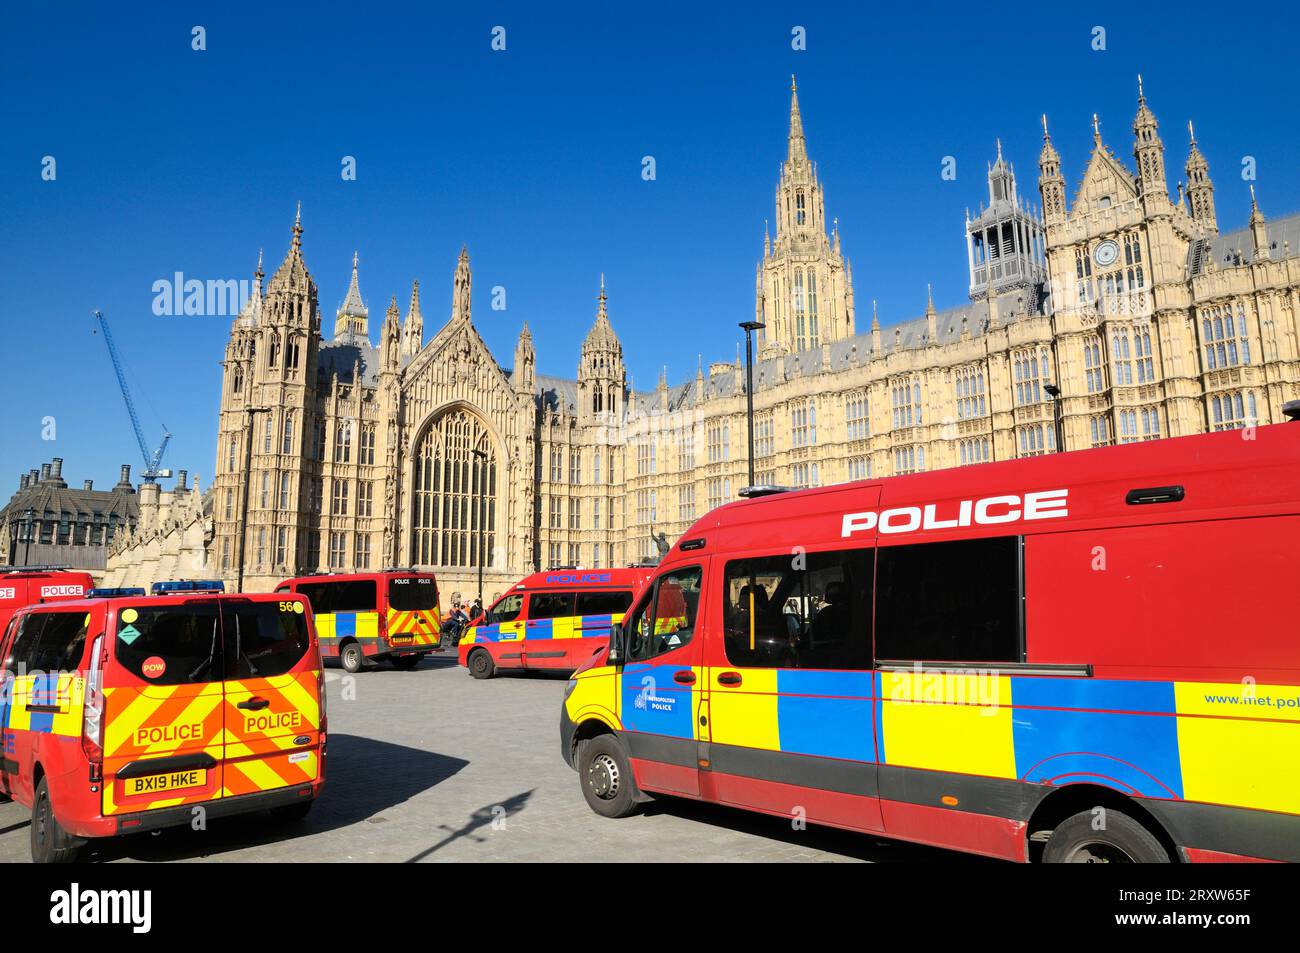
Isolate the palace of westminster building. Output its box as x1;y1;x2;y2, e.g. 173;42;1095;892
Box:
203;78;1300;596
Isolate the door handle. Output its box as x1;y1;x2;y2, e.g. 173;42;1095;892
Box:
717;671;743;687
237;697;270;711
673;670;696;686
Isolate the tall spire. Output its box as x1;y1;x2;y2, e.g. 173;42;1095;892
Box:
340;252;366;316
401;279;424;356
787;74;807;165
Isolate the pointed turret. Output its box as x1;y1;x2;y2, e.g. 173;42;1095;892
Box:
1038;114;1067;224
1185;120;1217;232
925;285;937;344
401;280;424;356
1132;75;1168;202
1249;185;1270;261
381;295;401;370
451;246;472;324
870;300;881;354
513;321;536;395
236;250;264;328
333;251;369;343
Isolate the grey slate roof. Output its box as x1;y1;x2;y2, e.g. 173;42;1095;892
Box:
621;292;1039;412
318;340;381;387
1187;210;1300;275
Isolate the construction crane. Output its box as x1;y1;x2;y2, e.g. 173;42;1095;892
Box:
92;310;172;484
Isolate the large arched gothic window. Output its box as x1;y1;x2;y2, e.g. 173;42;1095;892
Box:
411;408;497;568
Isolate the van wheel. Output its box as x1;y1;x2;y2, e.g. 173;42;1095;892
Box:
468;649;495;680
270;800;313;824
1042;809;1171;863
579;735;641;819
31;777;79;864
390;655;421;670
340;642;365;674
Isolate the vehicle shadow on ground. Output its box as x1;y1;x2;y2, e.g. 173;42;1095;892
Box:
82;733;468;863
403;789;535;862
641;798;1004;863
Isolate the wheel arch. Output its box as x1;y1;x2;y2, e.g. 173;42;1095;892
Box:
1025;783;1179;862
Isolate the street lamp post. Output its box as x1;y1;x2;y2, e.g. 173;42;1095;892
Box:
1044;384;1064;453
738;321;766;487
471;448;487;615
236;406;270;592
23;508;35;566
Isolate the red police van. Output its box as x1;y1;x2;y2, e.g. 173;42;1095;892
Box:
0;569;94;636
0;590;325;862
275;570;441;673
459;569;651;679
562;421;1300;863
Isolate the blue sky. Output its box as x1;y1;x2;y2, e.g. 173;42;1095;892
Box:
3;1;1298;490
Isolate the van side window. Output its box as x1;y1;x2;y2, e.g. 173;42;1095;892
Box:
529;592;576;620
298;580;376;615
576;590;634;616
222;601;310;678
490;593;524;624
116;604;223;684
9;612;89;673
627;566;702;661
723;550;873;669
875;536;1023;663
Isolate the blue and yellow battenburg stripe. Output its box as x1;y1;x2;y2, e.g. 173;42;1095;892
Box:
313;610;380;642
463;613;624;646
2;673;86;738
570;667;1300;817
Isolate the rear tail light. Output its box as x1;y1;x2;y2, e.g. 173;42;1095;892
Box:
82;635;105;772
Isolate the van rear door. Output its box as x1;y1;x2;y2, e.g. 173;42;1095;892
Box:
102;599;226;817
219;597;321;798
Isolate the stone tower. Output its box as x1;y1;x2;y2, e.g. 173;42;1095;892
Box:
213;206;321;584
757;76;855;355
966;140;1047;304
577;276;625;424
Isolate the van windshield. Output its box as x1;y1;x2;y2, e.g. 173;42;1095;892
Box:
115;603;222;685
388;577;439;612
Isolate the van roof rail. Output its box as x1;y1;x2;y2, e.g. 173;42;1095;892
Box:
3;565;73;574
739;485;791;498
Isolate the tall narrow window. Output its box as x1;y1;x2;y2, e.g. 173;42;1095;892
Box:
410;409;497;568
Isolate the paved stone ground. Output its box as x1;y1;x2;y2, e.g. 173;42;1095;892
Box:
0;657;990;863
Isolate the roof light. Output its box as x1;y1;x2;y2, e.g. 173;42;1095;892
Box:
739;485;791;498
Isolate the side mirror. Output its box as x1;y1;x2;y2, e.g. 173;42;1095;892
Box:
606;622;624;665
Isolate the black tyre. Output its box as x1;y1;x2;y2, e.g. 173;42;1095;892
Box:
390;654;421;671
269;799;313;824
31;777;79;864
340;641;365;674
468;648;495;679
1043;808;1170;863
578;735;641;819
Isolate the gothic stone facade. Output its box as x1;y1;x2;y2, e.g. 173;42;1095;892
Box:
212;79;1300;594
